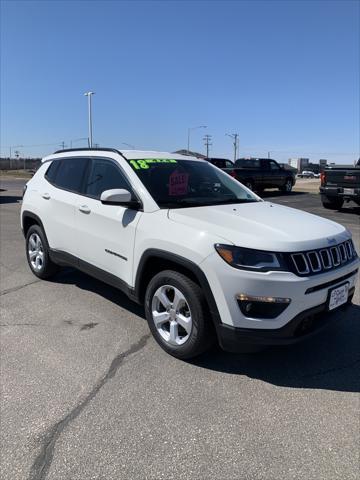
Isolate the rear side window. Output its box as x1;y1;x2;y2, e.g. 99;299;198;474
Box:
85;158;132;199
45;161;60;182
50;157;89;193
235;159;260;168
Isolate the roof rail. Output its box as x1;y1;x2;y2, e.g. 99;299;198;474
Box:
53;147;122;155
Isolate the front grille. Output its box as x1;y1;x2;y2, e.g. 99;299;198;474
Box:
290;240;357;276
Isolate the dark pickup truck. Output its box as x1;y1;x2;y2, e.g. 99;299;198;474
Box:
224;158;296;193
320;161;360;210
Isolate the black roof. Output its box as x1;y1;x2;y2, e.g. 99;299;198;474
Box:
54;147;121;154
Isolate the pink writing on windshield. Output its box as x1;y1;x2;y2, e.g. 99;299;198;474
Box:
169;170;189;196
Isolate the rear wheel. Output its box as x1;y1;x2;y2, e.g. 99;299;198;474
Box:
145;270;214;359
279;178;293;193
321;196;344;210
26;225;59;279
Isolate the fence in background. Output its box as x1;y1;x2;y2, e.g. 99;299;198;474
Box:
0;158;41;170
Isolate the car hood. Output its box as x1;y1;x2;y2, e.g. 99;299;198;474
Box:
168;201;349;252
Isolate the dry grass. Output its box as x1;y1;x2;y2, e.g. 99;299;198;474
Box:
0;170;34;179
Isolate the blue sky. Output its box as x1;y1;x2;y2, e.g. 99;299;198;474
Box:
1;0;359;163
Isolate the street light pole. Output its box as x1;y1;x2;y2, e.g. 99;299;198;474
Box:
187;125;207;153
84;91;95;147
226;133;239;162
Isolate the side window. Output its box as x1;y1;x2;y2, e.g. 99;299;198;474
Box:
225;160;234;168
85;158;133;199
53;157;89;193
45;160;60;183
212;159;225;168
269;161;280;171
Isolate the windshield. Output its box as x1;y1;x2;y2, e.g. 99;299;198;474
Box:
127;158;259;208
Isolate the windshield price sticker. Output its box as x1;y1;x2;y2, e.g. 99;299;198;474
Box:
130;159;178;170
169;170;189;196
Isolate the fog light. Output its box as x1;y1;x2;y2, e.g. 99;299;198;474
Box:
237;294;291;303
236;294;291;319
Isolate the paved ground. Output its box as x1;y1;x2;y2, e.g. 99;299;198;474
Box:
1;178;359;480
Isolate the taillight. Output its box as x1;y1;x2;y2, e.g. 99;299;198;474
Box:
229;170;236;178
320;172;326;186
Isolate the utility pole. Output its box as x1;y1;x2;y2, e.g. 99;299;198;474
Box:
60;141;66;150
268;151;271;159
226;133;239;161
84;91;95;147
203;134;212;158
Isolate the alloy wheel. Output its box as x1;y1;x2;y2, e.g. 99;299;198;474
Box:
151;285;192;346
28;233;44;271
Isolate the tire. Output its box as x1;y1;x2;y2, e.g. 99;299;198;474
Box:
144;270;215;359
321;196;344;210
244;180;254;191
279;178;293;193
26;224;59;279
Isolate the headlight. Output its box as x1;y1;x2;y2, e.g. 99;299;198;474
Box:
215;244;287;272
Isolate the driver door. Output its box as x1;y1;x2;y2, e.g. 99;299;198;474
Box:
73;157;142;286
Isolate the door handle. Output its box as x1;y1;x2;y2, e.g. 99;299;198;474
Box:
42;193;50;200
79;205;91;214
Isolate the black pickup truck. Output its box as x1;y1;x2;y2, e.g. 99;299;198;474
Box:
320;161;360;210
223;158;296;193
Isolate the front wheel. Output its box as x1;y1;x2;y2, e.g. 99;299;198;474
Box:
321;196;344;210
244;180;254;191
279;179;293;193
144;270;214;359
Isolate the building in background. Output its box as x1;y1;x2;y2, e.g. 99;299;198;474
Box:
288;158;310;173
288;158;298;170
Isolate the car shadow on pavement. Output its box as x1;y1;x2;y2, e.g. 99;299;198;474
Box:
0;195;22;204
338;205;360;215
191;304;360;393
53;268;145;319
51;269;359;393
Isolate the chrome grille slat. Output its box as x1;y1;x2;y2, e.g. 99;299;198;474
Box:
338;244;347;262
307;251;322;272
320;249;332;269
291;240;356;275
330;247;340;266
291;253;310;274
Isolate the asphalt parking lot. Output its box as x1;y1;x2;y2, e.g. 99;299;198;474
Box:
1;177;359;480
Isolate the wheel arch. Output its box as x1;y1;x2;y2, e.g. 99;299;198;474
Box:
134;249;221;327
22;211;46;237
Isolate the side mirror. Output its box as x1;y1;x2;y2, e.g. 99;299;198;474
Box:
100;189;140;209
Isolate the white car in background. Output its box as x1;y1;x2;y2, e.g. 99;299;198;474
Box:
298;170;316;178
21;148;359;359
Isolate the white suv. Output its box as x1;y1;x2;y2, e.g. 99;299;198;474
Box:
21;148;359;358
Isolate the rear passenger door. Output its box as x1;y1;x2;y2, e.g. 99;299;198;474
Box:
73;157;142;286
42;157;89;254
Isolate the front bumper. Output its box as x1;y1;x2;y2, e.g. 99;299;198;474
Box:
201;252;359;351
216;288;354;351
